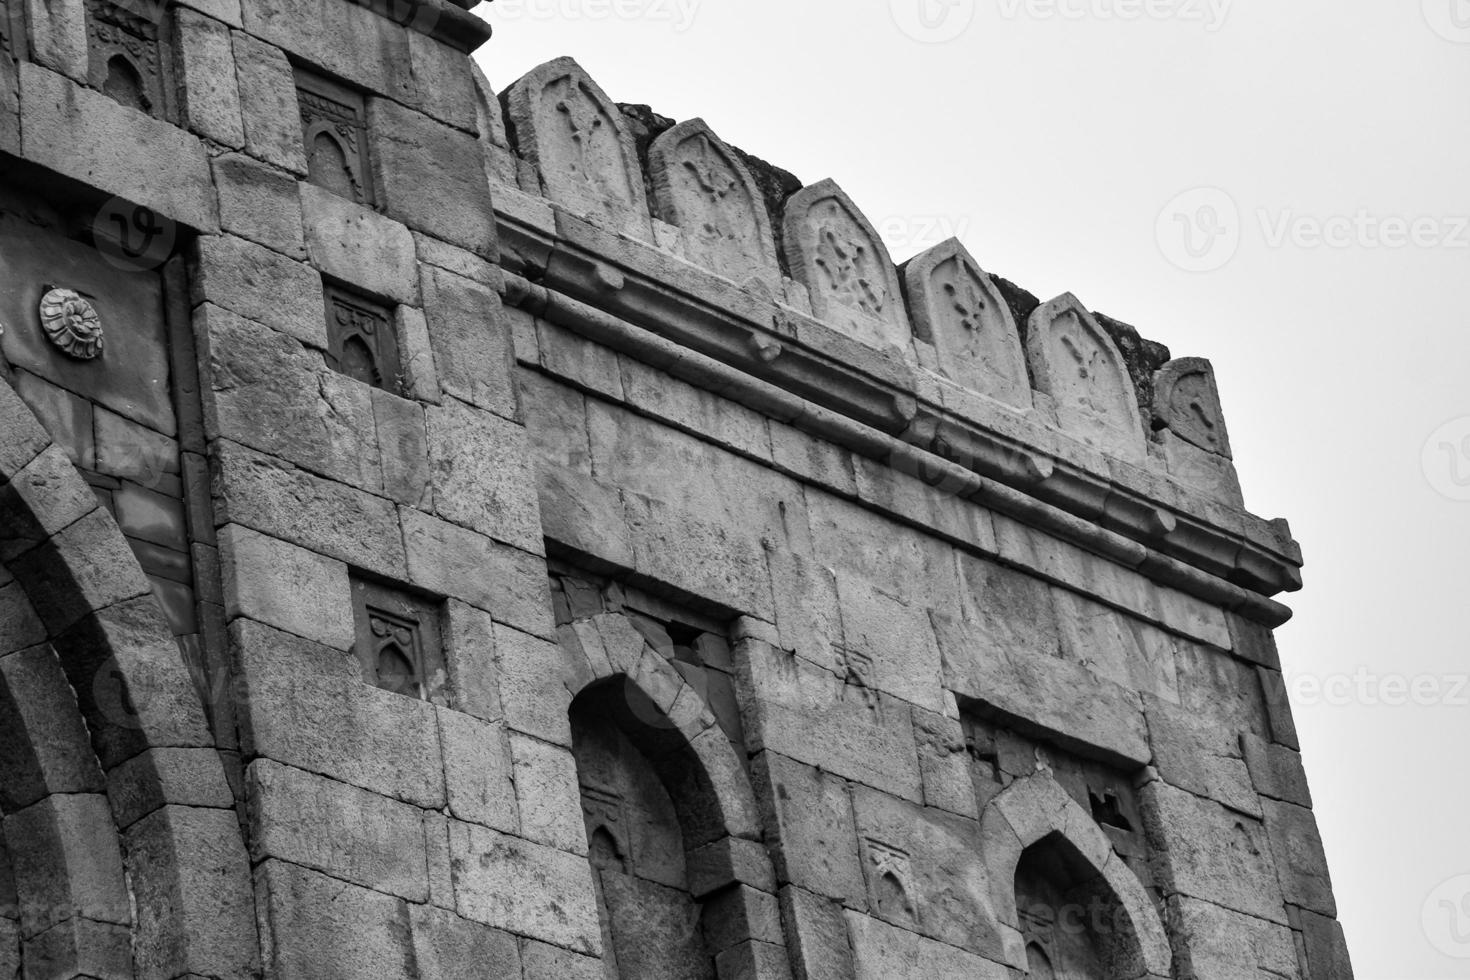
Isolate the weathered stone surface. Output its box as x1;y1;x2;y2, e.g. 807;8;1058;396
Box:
510;732;586;852
650;118;780;286
300;183;419;305
420;265;518;418
232;29;307;174
751;751;865;905
256;859;414;979
741;641;922;801
1154;357;1233;458
232;619;445;807
408;904;521;980
844;910;1009;980
249;760;430;902
219;524;353;650
5;793;131;936
449;820;602;953
425;398;542;554
783;179;909;351
1142;782;1286;924
1299;908;1354;980
1166;896;1300;980
904;238;1031;409
19;63;217;230
1261;798;1337;917
439;707;518;833
370;99;497;256
194;236;325;349
175;8;246;148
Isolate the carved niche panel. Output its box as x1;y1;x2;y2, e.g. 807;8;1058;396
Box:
297;70;374;207
783;179;909;351
323;286;402;393
85;0;170;119
649;118;780;287
504;57;652;242
1025;293;1144;462
349;577;449;705
1153;356;1232;458
904;238;1031;409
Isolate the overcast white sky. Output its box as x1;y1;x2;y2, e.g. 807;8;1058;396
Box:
475;2;1470;974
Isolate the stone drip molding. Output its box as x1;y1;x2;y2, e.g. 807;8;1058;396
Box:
479;57;1302;607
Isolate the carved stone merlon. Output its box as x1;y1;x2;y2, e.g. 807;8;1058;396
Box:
1153;356;1244;506
39;288;104;360
504;57;652;242
783;179;909;351
904;238;1031;410
1153;356;1232;458
649;118;780;288
1026;293;1144;462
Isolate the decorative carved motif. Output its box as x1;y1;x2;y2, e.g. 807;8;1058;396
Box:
904;238;1031;409
838;647;880;715
349;578;448;704
504;57;651;241
650;119;780;286
783;179;909;351
297;71;373;207
865;839;921;927
580;782;629;872
85;0;169;118
39;288;104;360
1153;356;1232;458
1025;293;1144;462
324;286;402;393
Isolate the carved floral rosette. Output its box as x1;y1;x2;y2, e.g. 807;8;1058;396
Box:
1025;293;1143;461
649;118;780;288
39;288;104;360
782;179;909;351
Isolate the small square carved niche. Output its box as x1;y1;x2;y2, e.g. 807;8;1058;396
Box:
350;577;449;705
296;69;375;207
85;0;173;119
323;285;402;392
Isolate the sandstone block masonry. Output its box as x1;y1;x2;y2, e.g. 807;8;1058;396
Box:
0;0;1349;978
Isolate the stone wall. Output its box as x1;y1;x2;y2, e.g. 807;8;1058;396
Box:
0;1;1351;978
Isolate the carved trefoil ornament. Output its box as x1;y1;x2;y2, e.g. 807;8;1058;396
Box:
783;179;909;351
324;286;402;393
85;0;171;119
297;70;374;207
580;783;629;873
349;577;448;705
505;57;651;241
865;839;921;928
39;288;104;361
1026;293;1145;462
1152;356;1232;458
649;118;780;287
904;238;1031;409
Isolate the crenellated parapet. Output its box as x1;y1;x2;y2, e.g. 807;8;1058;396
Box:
482;57;1300;608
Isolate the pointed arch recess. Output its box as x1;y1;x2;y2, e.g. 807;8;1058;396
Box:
978;773;1172;978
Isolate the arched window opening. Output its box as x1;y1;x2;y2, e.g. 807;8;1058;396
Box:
571;680;717;980
102;54;150;114
1015;833;1147;980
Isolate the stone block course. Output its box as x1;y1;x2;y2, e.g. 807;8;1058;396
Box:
248;759;430;902
175;8;246;147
